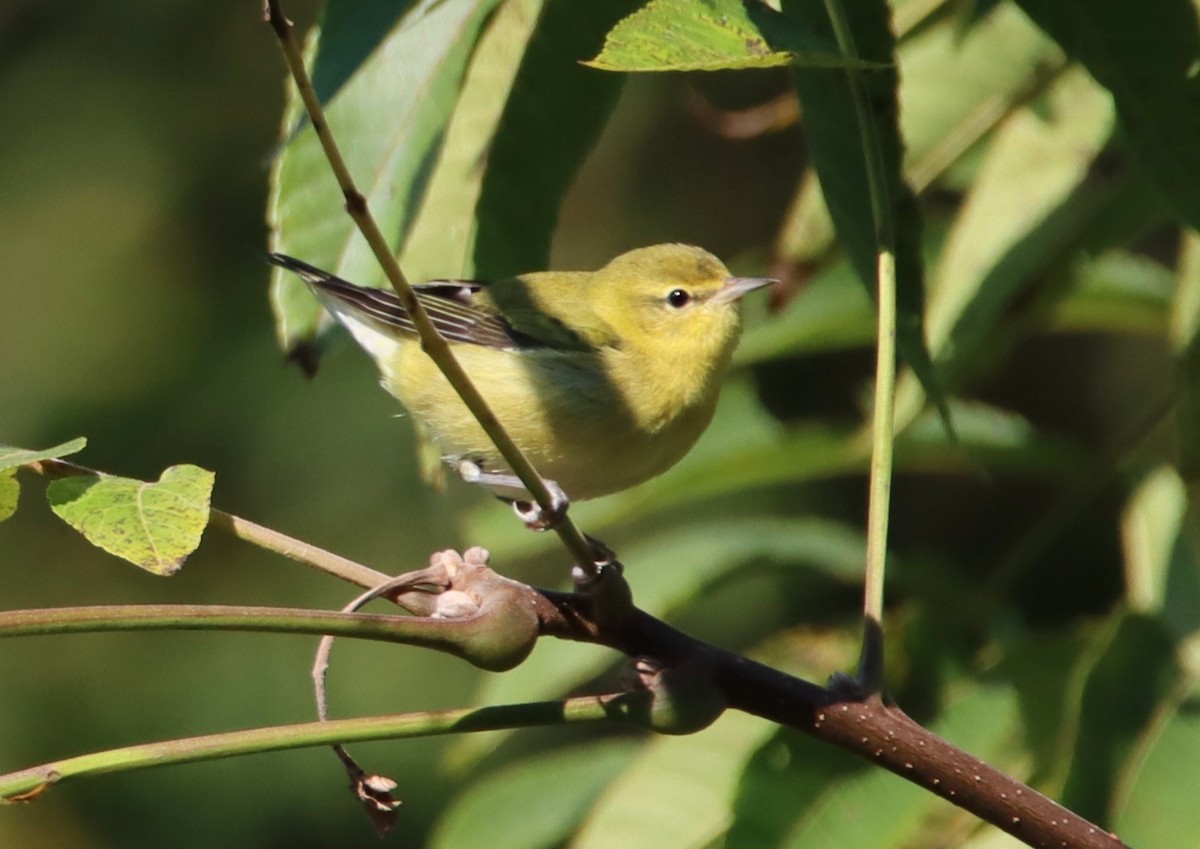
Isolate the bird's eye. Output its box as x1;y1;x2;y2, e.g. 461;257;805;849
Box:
667;289;692;309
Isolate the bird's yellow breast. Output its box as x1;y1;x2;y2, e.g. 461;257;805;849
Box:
384;336;724;501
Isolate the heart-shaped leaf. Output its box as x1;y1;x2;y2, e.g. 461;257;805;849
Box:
47;464;214;575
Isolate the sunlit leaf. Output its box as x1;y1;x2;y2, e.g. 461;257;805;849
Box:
573;711;774;849
1122;465;1187;614
0;437;87;471
452;514;869;768
1115;671;1200;847
432;740;640;849
586;0;879;72
1015;0;1200;230
0;469;17;522
1060;612;1178;824
993;625;1101;783
471;0;643;278
1172;230;1200;356
402;0;548;281
736;253;875;364
731;682;1022;849
46;465;214;575
900;4;1063;191
1046;251;1174;337
268;0;502;355
893;67;1115;430
779;0;948;430
308;0;421;108
775;5;1063;277
1174;232;1200;481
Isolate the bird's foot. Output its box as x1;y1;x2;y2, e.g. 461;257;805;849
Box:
456;460;569;531
511;480;569;531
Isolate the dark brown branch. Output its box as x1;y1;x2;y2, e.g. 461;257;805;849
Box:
529;588;1128;849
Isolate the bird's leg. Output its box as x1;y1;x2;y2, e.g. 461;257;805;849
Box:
456;459;570;531
509;486;570;531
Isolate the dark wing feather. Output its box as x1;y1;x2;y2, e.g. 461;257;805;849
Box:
268;254;533;350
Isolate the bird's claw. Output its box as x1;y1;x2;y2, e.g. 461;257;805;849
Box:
511;480;569;531
455;460;570;531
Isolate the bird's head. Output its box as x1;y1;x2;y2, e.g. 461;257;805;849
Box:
590;244;774;362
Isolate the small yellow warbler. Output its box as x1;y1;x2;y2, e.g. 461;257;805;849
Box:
270;244;772;516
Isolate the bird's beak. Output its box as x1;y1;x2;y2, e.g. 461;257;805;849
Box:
712;276;777;305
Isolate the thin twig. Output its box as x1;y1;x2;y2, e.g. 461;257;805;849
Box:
262;0;601;575
821;0;897;691
31;457;403;598
0;696;626;802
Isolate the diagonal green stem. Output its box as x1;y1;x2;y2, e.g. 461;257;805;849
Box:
0;696;622;802
263;0;600;573
821;0;897;691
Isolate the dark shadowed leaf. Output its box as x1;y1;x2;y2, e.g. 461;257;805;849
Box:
1060;613;1178;824
779;0;948;429
471;0;644;278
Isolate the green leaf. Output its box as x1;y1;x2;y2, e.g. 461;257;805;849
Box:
0;437;87;471
994;625;1102;783
1173;230;1200;356
586;0;880;72
1121;464;1188;615
470;0;643;278
1014;0;1200;230
1114;672;1200;847
899;4;1063;191
401;0;548;281
308;0;421;107
432;740;640;849
1174;232;1200;481
1047;251;1175;337
573;711;775;849
268;0;502;355
775;5;1063;274
779;0;948;431
47;465;214;575
729;682;1022;849
473;518;868;707
451;512;868;768
736;252;875;364
1061;612;1178;824
0;468;17;522
893;67;1116;430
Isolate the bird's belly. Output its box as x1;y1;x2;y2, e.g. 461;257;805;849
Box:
387;343;715;501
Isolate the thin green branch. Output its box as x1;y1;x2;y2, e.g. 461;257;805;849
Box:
32;457;398;595
0;604;454;645
0;696;623;802
263;0;600;573
208;509;391;590
821;0;897;691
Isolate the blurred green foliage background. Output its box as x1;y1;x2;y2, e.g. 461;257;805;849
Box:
3;0;1199;847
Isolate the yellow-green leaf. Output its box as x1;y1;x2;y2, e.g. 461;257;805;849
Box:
0;437;87;471
47;464;214;575
0;468;17;522
586;0;880;72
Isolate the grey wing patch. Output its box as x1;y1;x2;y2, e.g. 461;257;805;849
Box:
267;254;535;350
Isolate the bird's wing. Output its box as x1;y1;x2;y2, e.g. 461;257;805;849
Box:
268;254;534;350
